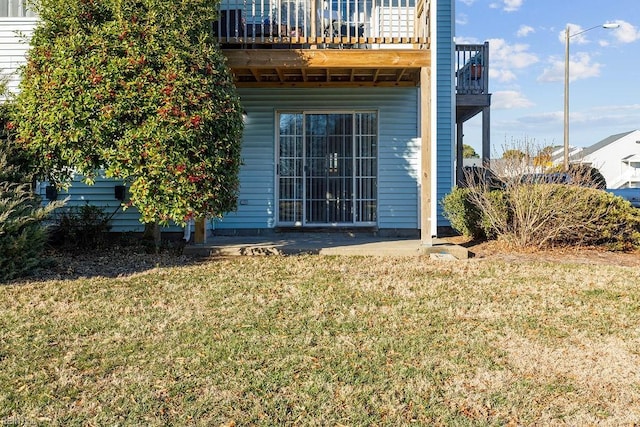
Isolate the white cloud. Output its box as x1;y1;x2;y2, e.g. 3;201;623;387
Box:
490;105;640;150
482;38;538;83
489;0;523;12
455;36;481;45
516;25;534;38
567;105;640;129
489;38;539;69
492;91;535;109
592;104;640;113
611;20;640;43
537;58;563;83
559;21;638;46
584;105;640;129
459;0;475;5
516;111;562;126
503;0;524;12
456;13;469;26
502;105;640;145
489;68;517;83
538;52;603;83
569;53;603;81
559;24;591;45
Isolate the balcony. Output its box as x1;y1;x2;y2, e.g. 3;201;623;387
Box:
456;43;488;96
214;0;429;48
455;42;490;122
611;160;640;189
215;0;431;86
454;42;492;173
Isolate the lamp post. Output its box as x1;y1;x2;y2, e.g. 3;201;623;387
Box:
563;23;619;171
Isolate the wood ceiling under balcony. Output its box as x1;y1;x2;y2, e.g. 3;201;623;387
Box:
223;48;431;87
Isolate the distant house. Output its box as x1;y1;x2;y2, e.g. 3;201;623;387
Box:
555;130;640;189
2;0;491;241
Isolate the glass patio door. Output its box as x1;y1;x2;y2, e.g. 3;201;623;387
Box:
277;111;377;226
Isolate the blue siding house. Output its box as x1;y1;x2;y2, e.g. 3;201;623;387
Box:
1;0;491;243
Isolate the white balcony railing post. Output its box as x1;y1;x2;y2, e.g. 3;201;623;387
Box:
215;0;429;47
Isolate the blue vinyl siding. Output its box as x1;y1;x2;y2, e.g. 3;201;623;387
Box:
33;88;421;233
216;87;421;230
37;176;181;233
435;0;455;227
35;88;427;233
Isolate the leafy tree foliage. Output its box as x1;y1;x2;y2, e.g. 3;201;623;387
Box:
462;144;479;159
533;145;553;168
502;149;526;161
14;0;243;225
1;78;61;281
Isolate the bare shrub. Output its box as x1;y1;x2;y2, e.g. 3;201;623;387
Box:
449;140;640;250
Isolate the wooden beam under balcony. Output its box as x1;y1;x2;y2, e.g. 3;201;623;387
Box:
223;49;430;87
224;49;430;69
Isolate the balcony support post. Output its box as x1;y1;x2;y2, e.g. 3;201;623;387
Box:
420;65;432;246
456;121;464;185
482;105;490;167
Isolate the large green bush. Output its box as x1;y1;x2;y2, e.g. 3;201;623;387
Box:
441;187;484;239
49;203;112;251
562;187;640;250
0;180;57;281
442;187;508;240
14;0;243;226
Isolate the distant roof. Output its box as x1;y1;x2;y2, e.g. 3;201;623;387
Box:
551;146;583;162
572;130;638;160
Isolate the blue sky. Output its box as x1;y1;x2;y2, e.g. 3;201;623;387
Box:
456;0;640;156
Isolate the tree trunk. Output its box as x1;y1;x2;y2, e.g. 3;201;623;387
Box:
142;222;161;253
194;217;206;244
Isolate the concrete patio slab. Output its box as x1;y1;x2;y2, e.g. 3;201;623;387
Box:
183;234;470;259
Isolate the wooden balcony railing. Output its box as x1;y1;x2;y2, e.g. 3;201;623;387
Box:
214;0;430;49
456;42;489;95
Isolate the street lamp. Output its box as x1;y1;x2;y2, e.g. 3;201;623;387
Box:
563;23;619;171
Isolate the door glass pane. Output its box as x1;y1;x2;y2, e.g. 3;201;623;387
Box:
354;113;377;223
278;113;303;224
278;111;377;226
305;115;326;223
305;113;354;224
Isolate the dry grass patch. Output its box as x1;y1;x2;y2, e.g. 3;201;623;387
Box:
1;256;640;425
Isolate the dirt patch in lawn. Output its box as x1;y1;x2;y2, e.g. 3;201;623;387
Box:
27;245;200;282
451;236;640;267
19;237;640;283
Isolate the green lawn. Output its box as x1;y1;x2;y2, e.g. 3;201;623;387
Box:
1;256;640;425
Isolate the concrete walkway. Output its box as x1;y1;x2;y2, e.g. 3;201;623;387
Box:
183;234;469;259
